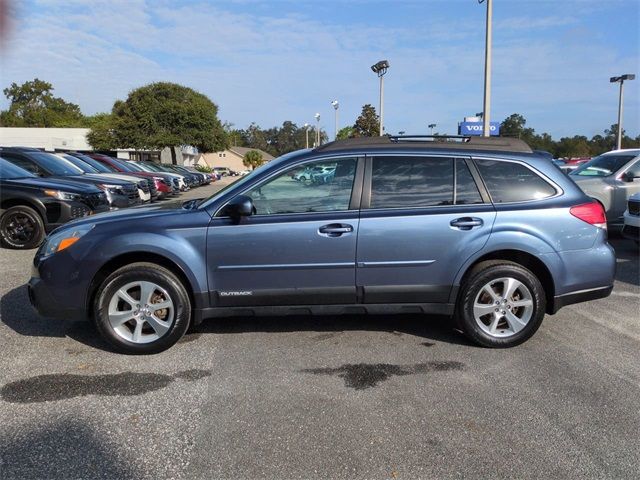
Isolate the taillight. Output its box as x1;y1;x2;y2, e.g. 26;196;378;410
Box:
570;202;607;229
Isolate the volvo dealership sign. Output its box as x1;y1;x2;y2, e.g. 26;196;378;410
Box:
458;121;500;136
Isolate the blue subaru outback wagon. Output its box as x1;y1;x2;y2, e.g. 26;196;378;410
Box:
28;136;615;354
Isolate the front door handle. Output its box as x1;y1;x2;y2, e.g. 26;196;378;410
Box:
319;223;353;237
450;217;483;230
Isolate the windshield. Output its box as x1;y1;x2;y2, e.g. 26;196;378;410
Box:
58;154;98;173
75;154;115;173
109;158;137;172
571;154;637;177
0;158;36;179
125;162;146;172
30;152;84;176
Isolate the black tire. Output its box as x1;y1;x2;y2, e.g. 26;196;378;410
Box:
93;262;191;354
456;260;546;348
0;205;46;249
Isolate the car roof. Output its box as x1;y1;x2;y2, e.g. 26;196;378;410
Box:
314;135;533;154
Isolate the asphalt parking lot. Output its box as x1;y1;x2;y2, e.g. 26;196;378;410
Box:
0;183;639;479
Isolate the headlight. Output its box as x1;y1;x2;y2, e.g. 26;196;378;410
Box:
42;224;94;257
44;189;82;201
96;183;123;195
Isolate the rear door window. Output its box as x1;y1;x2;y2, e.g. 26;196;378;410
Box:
370;156;454;208
455;160;483;205
475;159;556;203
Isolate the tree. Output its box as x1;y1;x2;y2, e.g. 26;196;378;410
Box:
0;78;84;127
85;113;117;150
336;126;355;140
94;82;227;162
353;104;379;137
243;150;264;170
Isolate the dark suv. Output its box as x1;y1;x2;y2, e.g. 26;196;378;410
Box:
1;158;108;248
28;136;615;353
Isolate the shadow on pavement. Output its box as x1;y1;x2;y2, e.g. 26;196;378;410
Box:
0;419;137;479
195;313;472;346
0;285;111;351
610;237;639;287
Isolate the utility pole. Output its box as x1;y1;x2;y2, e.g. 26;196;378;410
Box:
479;0;493;137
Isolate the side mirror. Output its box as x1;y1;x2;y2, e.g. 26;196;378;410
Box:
621;172;638;183
223;195;254;219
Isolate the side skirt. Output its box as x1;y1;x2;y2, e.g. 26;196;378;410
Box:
194;303;455;322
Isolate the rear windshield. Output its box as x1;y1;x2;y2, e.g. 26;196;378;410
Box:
571;154;636;177
0;158;36;179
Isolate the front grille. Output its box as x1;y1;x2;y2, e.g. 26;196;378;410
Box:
148;180;158;195
629;200;640;216
172;178;180;188
140;182;150;193
71;205;91;218
83;192;108;209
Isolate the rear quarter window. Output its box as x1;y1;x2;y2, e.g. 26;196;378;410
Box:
475;159;556;203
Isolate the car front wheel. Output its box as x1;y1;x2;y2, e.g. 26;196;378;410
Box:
94;262;191;354
456;261;546;348
0;205;45;249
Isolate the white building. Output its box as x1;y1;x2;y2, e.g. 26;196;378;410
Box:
0;127;198;165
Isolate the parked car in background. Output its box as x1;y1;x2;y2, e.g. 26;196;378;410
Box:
27;135;614;353
293;165;321;182
622;192;640;245
85;154;159;201
570;149;640;226
553;159;578;174
564;157;591;166
64;152;164;202
311;165;336;184
214;167;233;177
0;158;108;249
0;147;138;210
54;153;142;207
127;161;187;192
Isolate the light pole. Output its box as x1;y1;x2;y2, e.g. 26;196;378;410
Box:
314;113;321;146
371;60;389;136
303;123;310;149
479;0;492;137
428;123;436;134
610;74;636;150
331;100;339;139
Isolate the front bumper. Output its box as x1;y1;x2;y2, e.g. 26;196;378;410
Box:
28;276;87;321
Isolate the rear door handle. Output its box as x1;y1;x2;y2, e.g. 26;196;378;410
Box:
450;217;483;230
319;223;353;237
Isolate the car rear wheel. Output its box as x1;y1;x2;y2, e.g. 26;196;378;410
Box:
94;262;191;354
0;205;45;249
456;261;546;348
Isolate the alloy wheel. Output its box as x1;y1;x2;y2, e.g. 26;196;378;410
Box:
107;281;175;344
473;277;534;338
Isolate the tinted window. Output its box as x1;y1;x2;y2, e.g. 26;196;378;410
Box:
2;154;42;174
476;159;556;203
0;158;36;179
370;157;453;208
73;154;114;173
27;152;84;176
456;160;483;205
572;154;636;177
58;154;98;173
244;158;356;215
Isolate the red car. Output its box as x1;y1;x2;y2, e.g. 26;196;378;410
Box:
86;154;176;200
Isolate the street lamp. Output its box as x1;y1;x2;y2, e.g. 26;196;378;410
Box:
479;0;493;137
331;100;339;140
303;123;310;149
428;123;437;134
314;113;321;146
371;60;389;136
610;74;636;150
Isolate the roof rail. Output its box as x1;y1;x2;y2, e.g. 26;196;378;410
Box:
314;135;533;153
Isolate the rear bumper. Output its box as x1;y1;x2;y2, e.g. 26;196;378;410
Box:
549;285;613;314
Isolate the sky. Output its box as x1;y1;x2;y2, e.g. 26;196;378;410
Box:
0;0;638;139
